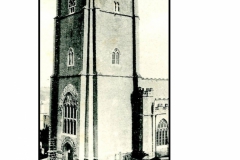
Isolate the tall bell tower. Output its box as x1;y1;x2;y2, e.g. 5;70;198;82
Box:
49;0;143;160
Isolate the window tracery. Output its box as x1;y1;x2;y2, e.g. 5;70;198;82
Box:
63;93;77;135
114;1;120;12
156;119;168;146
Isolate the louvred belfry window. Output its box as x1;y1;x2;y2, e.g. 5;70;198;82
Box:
112;48;120;64
112;52;115;64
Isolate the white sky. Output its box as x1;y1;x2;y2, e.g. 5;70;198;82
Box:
40;0;169;87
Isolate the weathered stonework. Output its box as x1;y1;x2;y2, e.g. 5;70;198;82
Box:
49;1;169;160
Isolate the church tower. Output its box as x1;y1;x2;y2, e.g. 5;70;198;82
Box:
48;0;143;160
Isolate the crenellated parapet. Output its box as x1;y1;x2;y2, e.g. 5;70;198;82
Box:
138;87;154;97
154;98;169;111
140;77;169;81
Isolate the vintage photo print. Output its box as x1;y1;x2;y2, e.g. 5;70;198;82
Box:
40;0;169;160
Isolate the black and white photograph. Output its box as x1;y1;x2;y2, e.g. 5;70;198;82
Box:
3;0;240;160
40;0;169;160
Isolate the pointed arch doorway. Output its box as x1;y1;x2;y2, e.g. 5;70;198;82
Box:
61;137;76;160
63;142;74;160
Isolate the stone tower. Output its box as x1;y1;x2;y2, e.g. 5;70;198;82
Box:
48;0;144;160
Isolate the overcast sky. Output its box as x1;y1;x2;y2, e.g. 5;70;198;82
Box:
40;0;168;88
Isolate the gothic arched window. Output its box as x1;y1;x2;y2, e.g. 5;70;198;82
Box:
63;93;77;135
68;0;76;14
68;48;74;66
114;1;120;12
156;119;168;146
112;48;120;64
